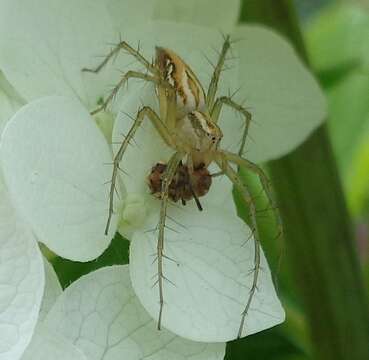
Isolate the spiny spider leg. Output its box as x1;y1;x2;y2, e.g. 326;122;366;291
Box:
211;96;252;156
156;151;184;329
105;106;174;235
206;35;231;109
222;150;284;244
90;71;168;116
215;155;261;339
82;40;157;75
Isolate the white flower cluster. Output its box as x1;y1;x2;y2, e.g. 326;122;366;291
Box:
0;0;326;359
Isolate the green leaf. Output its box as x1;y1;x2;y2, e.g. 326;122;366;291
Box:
51;233;129;289
346;121;369;216
225;327;307;360
305;4;369;72
316;59;361;89
305;3;369;215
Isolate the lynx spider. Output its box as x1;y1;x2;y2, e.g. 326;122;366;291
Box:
83;36;283;338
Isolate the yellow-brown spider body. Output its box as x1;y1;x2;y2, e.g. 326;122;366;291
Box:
155;47;223;169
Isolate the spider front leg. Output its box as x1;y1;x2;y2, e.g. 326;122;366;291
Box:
90;71;167;116
82;40;156;75
206;35;231;109
156;151;183;329
105;106;174;235
215;155;261;339
211;96;252;157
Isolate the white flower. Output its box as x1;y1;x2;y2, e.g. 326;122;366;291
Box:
23;264;226;360
18;242;225;360
0;0;327;355
0;172;45;360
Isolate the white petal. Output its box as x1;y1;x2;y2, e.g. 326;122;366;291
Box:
230;25;327;162
44;265;225;360
106;1;240;35
21;324;86;360
0;181;44;360
38;260;62;322
0;96;119;261
152;0;240;32
0;0;116;107
0;73;23;135
130;206;285;342
106;0;156;34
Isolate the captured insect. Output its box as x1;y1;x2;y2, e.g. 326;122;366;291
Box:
82;36;283;338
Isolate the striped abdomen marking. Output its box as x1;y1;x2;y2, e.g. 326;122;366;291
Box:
155;47;206;116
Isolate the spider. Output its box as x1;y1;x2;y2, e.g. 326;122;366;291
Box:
83;36;283;338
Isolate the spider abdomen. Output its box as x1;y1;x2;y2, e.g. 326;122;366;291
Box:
155;47;206;118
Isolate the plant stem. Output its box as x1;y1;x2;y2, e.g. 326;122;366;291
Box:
239;1;369;359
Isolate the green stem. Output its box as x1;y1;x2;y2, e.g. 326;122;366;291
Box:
239;1;369;359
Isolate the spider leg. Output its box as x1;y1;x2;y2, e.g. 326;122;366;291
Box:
211;96;252;157
105;106;175;235
215;155;261;339
206;35;231;109
82;39;178;131
156;151;184;329
90;71;168;116
221;150;284;246
82;40;156;75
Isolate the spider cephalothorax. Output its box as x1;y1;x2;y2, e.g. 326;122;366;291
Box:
83;36;283;338
175;110;223;168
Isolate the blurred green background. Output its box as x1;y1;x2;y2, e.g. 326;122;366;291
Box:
49;0;369;359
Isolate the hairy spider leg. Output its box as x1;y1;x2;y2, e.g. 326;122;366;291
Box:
204;35;252;157
206;35;231;109
82;40;178;118
105;106;175;235
211;96;252;156
215;155;261;339
223;150;284;242
156;151;184;329
89;71;170;116
82;40;157;75
217;150;284;337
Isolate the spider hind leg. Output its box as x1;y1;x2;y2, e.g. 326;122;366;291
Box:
215;155;261;338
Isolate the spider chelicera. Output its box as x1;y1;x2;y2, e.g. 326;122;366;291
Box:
83;36;282;338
